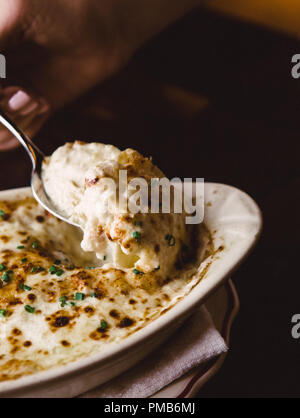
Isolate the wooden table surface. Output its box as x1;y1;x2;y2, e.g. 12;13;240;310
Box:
0;10;299;397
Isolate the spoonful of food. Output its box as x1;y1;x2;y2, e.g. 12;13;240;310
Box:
0;110;80;228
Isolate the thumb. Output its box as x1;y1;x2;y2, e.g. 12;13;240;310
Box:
0;0;23;51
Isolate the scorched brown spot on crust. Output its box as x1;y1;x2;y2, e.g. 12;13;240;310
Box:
117;317;135;328
112;277;133;296
84;306;95;316
154;244;160;253
89;329;109;341
0;359;42;382
48;310;76;332
109;309;120;319
27;293;36;302
129;299;136;305
70;270;92;290
0;236;11;243
92;286;106;299
36;216;45;223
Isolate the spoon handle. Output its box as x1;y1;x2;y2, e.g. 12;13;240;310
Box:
0;110;45;168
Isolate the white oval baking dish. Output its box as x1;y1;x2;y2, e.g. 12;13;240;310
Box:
0;183;262;397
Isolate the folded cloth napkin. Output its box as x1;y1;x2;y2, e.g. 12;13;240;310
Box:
80;305;227;398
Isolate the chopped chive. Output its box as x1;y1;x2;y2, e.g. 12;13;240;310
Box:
165;234;176;247
0;309;7;317
2;270;12;283
133;231;141;242
75;292;85;301
86;266;96;270
24;305;35;314
54;259;61;265
31;267;37;273
56;269;65;277
59;296;67;307
17;245;25;250
19;283;32;291
21;258;28;263
0;264;6;272
0;210;5;217
31;241;38;249
68;301;76;307
49;265;57;274
37;266;45;272
103;255;107;261
133;268;144;275
99;320;108;331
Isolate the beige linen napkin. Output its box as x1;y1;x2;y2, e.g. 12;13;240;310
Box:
80;305;227;398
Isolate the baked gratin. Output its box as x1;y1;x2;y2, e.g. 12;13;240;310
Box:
0;142;211;382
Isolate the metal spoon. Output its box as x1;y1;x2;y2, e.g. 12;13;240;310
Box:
0;110;80;227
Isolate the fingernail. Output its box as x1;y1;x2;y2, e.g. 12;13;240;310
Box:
8;90;32;112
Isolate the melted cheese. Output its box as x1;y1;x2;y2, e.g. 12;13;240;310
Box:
0;196;211;382
42;143;188;277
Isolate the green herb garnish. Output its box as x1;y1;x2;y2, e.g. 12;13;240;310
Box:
103;255;107;261
54;259;61;265
2;270;12;283
31;241;38;249
133;268;144;275
0;309;7;317
49;265;57;274
133;231;141;242
17;245;25;250
75;292;85;301
165;234;176;247
49;265;64;276
24;305;35;314
0;210;5;217
19;283;32;291
37;266;45;272
59;296;67;307
99;320;108;331
31;267;37;273
21;258;28;263
0;264;6;272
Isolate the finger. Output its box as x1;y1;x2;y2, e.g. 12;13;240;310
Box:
0;109;49;152
0;0;23;50
0;86;50;151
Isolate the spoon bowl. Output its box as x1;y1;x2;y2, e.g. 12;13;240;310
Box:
0;111;80;228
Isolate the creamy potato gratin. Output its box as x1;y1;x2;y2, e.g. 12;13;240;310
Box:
0;142;211;382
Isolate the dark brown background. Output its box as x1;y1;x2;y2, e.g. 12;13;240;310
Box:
1;9;300;397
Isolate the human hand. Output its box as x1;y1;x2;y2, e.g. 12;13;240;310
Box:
0;0;201;150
